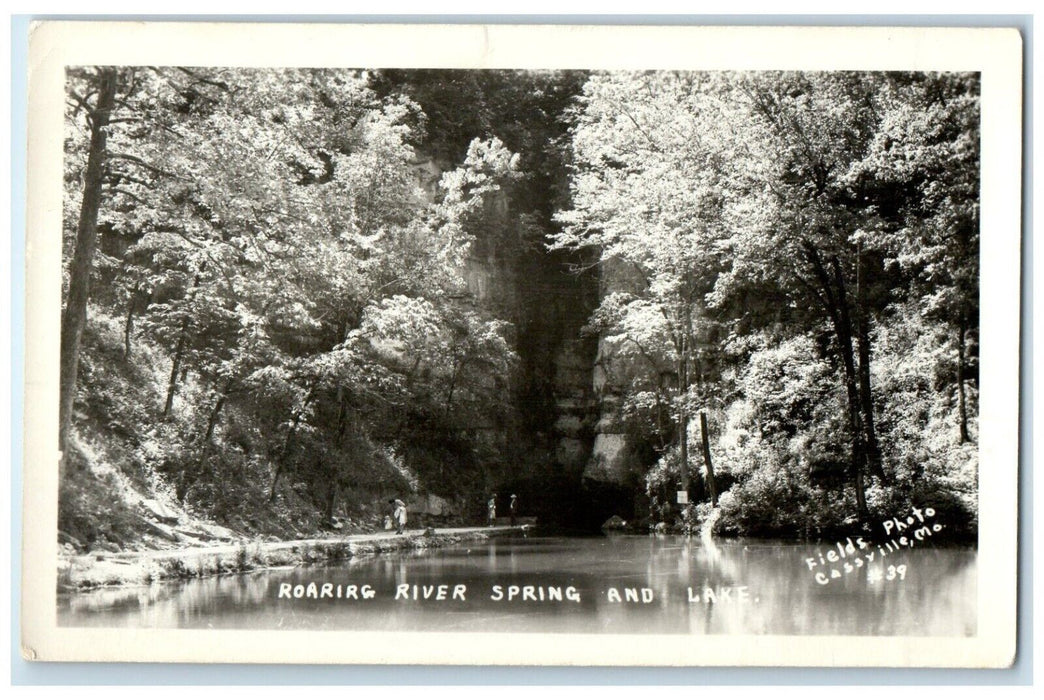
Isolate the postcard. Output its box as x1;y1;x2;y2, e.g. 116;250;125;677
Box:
20;21;1022;666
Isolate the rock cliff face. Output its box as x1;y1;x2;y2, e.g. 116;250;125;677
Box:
464;183;601;483
540;266;601;478
578;258;651;519
413;148;637;526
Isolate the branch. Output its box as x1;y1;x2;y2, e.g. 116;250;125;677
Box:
108;152;181;179
105;186;149;206
616;334;668;374
793;270;831;315
66;92;93;118
105;170;159;190
177;67;232;92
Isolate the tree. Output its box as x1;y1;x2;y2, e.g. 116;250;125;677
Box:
555;70;980;528
716;72;979;517
62;66;528;524
850;73;981;443
710;73;904;517
551;72;738;504
60;67;118;469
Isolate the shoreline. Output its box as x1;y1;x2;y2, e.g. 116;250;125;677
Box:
58;525;529;592
58;524;977;593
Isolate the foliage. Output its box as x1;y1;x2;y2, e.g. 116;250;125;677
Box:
554;70;980;535
62;68;527;543
61;67;980;544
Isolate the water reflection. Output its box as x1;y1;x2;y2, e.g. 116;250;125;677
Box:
58;535;976;636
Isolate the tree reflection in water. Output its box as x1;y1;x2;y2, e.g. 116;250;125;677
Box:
59;535;976;636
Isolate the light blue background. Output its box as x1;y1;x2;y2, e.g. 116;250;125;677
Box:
9;13;1034;685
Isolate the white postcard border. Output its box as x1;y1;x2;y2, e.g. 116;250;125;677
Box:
21;21;1023;666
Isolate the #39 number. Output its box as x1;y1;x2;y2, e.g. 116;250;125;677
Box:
868;564;907;583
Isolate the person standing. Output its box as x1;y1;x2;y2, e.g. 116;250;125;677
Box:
509;494;518;526
389;498;407;535
487;494;497;527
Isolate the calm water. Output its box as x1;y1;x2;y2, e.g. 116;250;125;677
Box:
58;534;977;636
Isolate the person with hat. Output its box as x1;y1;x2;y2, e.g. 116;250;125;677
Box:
388;498;407;535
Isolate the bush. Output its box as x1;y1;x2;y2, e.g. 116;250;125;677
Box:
58;445;141;550
709;318;978;541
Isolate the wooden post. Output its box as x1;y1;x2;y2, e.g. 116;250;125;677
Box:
700;411;718;507
677;335;690;509
957;316;970;443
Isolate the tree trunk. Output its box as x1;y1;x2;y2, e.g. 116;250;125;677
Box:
677;334;690;501
123;299;135;359
201;383;230;444
269;392;312;502
818;255;870;519
336;388;350;444
854;248;887;484
163;328;187;417
163;272;202;417
176;379;230;502
325;481;339;524
58;68;118;469
269;418;300;501
957;315;970;443
700;411;718;507
834;304;869;514
444;358;462;419
854;458;868;517
805;245;872;520
856;330;886;481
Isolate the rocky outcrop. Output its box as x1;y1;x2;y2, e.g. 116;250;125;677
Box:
582;258;649;492
410;145;652;525
550;339;598;474
411;149;600;489
586;434;638;485
410;154;443;200
139;498;180;524
410;144;608;521
406;493;454;518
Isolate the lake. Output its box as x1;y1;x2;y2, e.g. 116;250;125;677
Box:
58;533;977;636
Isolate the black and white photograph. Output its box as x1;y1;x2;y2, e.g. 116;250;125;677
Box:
20;22;1022;667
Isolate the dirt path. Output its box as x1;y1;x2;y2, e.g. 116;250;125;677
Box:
59;525;531;591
